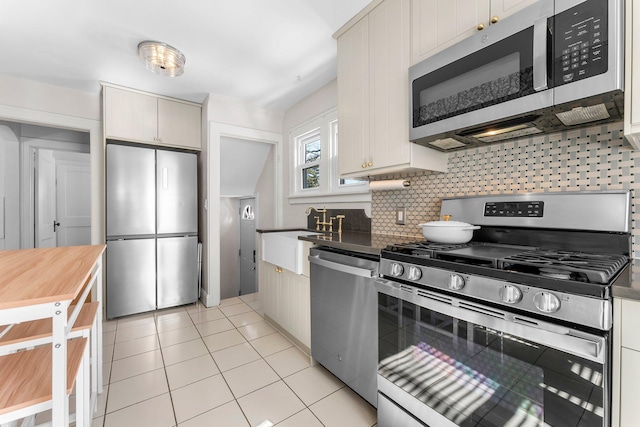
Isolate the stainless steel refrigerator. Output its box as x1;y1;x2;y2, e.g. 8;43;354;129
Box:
106;144;198;318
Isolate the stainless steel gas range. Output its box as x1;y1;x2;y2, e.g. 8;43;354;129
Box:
376;191;631;427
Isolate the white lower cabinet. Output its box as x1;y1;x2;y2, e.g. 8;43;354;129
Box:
612;298;640;426
259;259;311;351
619;348;640;424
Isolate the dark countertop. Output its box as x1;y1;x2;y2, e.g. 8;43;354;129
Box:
258;228;640;299
612;259;640;301
257;228;421;255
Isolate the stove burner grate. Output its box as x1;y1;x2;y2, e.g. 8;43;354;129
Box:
503;250;628;284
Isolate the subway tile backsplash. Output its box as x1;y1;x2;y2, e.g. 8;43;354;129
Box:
371;121;640;258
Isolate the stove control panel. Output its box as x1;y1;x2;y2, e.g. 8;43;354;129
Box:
484;201;544;217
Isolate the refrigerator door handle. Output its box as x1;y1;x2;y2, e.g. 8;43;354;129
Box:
162;167;169;190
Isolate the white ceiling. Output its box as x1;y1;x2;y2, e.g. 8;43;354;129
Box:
0;0;370;111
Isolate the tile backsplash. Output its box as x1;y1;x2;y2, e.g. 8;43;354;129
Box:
371;121;640;258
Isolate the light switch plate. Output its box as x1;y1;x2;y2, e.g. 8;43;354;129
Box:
395;207;406;225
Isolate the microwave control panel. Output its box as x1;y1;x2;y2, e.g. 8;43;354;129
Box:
484;202;544;218
554;0;608;86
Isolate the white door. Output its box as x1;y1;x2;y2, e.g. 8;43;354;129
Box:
239;198;257;295
0;126;20;250
56;153;91;246
35;149;57;248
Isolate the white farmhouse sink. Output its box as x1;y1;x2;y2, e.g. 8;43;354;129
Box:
261;231;320;274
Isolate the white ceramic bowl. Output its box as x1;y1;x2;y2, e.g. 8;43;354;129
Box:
419;220;480;244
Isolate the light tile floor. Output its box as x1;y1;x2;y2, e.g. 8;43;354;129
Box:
94;293;377;427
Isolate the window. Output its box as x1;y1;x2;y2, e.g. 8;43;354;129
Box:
290;108;368;201
298;128;321;189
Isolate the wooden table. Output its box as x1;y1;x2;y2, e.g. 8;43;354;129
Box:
0;245;105;427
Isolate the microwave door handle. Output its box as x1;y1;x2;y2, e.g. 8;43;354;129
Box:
533;16;549;91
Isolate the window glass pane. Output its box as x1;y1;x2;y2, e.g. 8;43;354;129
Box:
302;166;320;189
304;139;321;163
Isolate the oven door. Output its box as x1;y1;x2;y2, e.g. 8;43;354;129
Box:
409;0;553;148
376;279;609;427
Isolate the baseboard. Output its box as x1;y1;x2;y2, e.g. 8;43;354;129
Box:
200;288;219;308
263;314;312;358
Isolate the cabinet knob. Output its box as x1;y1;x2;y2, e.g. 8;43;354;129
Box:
477;23;485;31
491;16;499;24
362;163;367;168
368;162;373;167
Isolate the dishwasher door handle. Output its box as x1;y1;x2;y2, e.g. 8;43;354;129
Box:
308;255;377;278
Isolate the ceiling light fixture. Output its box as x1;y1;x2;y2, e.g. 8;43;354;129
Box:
137;41;186;77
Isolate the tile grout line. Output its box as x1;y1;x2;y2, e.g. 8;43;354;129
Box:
103;296;373;427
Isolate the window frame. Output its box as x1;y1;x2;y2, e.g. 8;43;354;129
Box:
289;108;369;202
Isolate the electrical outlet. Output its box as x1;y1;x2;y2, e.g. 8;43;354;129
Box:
396;207;406;225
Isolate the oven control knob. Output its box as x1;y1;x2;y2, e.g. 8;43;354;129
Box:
390;263;404;277
408;266;422;281
499;285;522;304
533;292;561;313
448;274;465;290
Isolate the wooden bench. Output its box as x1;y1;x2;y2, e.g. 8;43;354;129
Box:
0;338;88;417
0;302;100;427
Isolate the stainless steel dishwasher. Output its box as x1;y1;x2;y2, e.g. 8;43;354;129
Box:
308;246;379;407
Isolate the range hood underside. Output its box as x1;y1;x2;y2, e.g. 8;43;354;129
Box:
414;91;624;152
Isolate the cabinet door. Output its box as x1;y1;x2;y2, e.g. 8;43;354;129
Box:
369;0;412;171
620;348;640;425
280;269;311;348
104;87;158;143
157;99;202;150
337;16;370;176
411;0;490;65
489;0;538;22
624;0;640;148
259;260;280;322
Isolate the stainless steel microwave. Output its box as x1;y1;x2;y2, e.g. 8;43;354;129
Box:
409;0;624;151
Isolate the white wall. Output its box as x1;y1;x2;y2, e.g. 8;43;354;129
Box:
255;146;276;230
198;96;210;303
219;197;240;299
0;124;20;250
281;79;371;228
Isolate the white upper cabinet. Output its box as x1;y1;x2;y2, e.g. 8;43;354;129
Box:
104;85;202;150
337;16;370;175
411;0;537;66
104;87;157;144
336;0;448;178
157;99;202;150
624;0;640;148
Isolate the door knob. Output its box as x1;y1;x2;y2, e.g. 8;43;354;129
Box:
53;220;61;232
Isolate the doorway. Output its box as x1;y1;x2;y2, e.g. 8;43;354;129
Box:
239;198;257;295
0;121;91;249
218;135;275;300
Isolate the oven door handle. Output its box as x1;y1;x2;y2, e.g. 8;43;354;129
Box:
533;15;549;91
564;331;603;358
308;255;377;278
